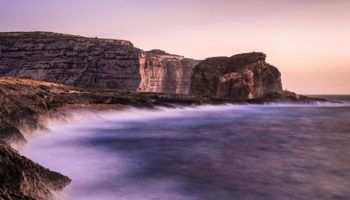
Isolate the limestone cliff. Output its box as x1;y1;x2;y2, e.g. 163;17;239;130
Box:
137;50;199;94
0;32;285;100
190;52;282;99
0;32;142;90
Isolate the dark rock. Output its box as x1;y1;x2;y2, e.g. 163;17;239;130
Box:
0;144;71;200
190;52;282;99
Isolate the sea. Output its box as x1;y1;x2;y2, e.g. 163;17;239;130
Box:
21;95;350;200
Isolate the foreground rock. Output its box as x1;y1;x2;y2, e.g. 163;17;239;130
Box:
190;52;282;99
0;143;71;200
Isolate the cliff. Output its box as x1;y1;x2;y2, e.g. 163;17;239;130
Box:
0;31;329;200
0;32;284;100
190;52;282;99
137;50;199;94
0;32;142;90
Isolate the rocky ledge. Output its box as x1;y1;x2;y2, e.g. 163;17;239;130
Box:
0;143;71;200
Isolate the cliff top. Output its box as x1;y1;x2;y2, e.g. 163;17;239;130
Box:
146;49;185;58
204;52;266;62
198;52;267;70
0;76;64;87
0;31;135;47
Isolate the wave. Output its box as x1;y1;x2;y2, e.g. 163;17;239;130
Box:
20;102;350;200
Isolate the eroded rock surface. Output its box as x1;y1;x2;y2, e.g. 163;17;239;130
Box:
137;50;199;94
0;144;71;200
0;32;142;90
190;52;282;99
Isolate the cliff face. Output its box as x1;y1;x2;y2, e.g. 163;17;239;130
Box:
137;50;199;94
190;52;282;99
0;32;283;99
0;32;142;90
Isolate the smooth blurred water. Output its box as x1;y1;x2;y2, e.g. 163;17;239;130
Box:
21;96;350;200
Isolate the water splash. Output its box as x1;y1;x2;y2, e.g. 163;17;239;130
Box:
21;101;350;200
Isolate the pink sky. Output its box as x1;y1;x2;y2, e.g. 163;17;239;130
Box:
1;0;349;94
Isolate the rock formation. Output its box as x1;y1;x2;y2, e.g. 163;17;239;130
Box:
0;31;327;200
0;32;142;90
0;143;71;200
0;32;283;99
190;52;282;99
137;50;199;94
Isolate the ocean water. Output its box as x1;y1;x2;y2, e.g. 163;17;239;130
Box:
21;96;350;200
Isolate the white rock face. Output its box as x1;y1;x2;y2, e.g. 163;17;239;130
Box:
137;50;199;94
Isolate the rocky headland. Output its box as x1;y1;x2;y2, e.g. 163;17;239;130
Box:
0;32;325;200
1;32;282;99
190;52;282;99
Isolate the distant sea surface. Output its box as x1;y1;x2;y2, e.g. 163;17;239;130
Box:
21;95;350;200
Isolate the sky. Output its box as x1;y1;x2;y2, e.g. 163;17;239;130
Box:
1;0;349;94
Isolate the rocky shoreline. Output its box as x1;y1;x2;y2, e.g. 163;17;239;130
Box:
0;76;326;200
0;32;327;200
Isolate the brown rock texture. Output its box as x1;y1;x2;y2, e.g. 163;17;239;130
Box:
190;52;283;99
0;32;142;90
137;50;199;94
0;143;71;200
